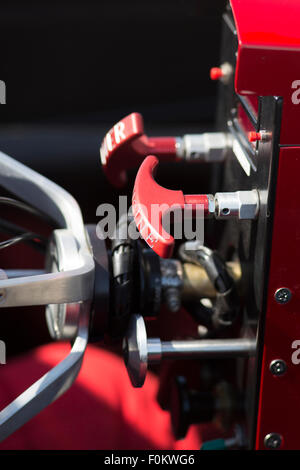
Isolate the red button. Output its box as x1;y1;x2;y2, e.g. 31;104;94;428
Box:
248;131;262;143
210;67;223;80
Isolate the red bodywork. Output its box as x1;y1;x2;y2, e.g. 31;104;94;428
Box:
230;0;300;449
255;147;300;450
231;0;300;145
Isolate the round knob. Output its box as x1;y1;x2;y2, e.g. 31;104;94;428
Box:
210;67;224;80
122;314;148;388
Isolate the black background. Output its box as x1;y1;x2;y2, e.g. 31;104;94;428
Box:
1;0;225;123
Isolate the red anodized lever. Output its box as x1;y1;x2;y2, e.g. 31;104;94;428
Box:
132;155;210;258
100;113;178;188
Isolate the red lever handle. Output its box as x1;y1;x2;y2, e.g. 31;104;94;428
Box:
100;113;178;188
132;155;209;258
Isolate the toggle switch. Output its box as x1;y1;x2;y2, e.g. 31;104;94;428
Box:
100;112;231;188
132;156;259;258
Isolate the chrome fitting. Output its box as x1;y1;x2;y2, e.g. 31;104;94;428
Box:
176;133;231;162
214;190;259;220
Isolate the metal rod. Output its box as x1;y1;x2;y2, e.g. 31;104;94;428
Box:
147;338;256;362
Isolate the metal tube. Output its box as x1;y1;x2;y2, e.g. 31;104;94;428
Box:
147;338;256;362
147;338;162;363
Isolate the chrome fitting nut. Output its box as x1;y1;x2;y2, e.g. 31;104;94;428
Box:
215;190;259;220
177;133;231;162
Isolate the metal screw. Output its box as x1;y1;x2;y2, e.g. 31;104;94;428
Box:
269;359;287;376
264;433;282;449
274;287;292;304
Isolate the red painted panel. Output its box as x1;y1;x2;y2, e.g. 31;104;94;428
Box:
255;146;300;449
230;0;300;145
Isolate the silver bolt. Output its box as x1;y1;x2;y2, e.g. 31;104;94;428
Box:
274;288;292;304
269;359;287;376
264;433;282;449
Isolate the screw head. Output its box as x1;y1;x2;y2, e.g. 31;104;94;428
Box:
264;433;282;449
269;359;287;376
274;288;292;304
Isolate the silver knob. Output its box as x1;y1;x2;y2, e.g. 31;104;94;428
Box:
123;315;256;387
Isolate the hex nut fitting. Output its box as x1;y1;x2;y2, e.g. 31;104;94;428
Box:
215;190;259;220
